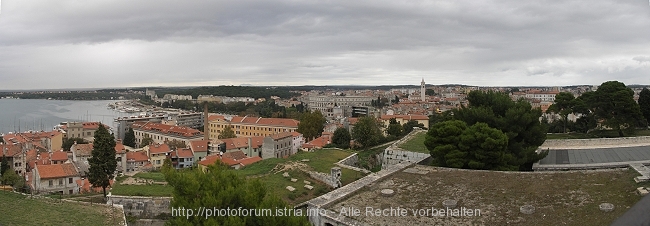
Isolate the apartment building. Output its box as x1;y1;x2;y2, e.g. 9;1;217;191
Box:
261;132;293;159
131;121;204;148
208;115;299;139
61;122;107;141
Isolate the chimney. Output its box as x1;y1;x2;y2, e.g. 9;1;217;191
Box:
203;103;209;141
248;137;252;155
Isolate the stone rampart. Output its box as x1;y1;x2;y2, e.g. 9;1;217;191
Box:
539;136;650;149
107;195;172;219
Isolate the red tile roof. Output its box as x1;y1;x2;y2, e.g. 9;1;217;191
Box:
72;143;94;156
132;121;202;137
189;140;209;153
76;178;114;193
219;137;264;150
114;140;126;154
50;150;68;161
148;143;171;154
222;151;247;161
290;131;303;137
238;156;262;166
208;115;225;122
172;148;194;158
35;163;79;179
126;151;149;162
269;132;293;140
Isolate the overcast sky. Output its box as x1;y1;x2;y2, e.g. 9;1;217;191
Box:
0;0;649;90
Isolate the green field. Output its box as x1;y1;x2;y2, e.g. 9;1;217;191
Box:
235;148;367;205
133;172;166;182
0;191;124;226
398;132;429;153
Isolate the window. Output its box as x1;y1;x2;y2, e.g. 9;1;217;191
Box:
156;160;161;164
59;179;63;185
69;178;73;184
69;189;73;194
49;180;53;187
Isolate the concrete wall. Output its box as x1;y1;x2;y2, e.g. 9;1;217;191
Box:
108;195;172;219
539;136;650;149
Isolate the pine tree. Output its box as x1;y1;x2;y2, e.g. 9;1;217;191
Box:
88;125;117;198
123;128;136;147
218;124;237;139
1;155;9;176
639;88;650;126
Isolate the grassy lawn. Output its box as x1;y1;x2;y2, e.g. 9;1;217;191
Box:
235;148;367;205
547;129;650;139
0;191;123;226
111;183;173;197
398;131;429;153
133;172;166;182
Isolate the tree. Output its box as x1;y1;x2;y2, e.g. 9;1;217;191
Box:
163;163;309;225
218;124;237;139
123;128;136;147
165;140;187;150
547;92;577;133
351;116;383;149
386;118;403;137
449;90;548;171
1;170;24;188
587;81;644;136
297;110;326;141
62;137;88;151
639;88;650;126
140;134;154;147
425;120;513;171
0;155;9;177
402;120;425;135
88;125;117;198
332;127;351;149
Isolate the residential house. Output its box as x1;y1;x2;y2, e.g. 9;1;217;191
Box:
50;150;69;165
189;140;209;162
115;140;127;174
32;163;81;195
126;151;150;172
145;143;172;169
301;132;333;151
170;148;194;169
217;136;265;157
261;132;293;159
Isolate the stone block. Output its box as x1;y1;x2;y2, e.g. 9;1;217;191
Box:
283;172;290;178
304;185;314;190
304;180;311;185
291;178;298;182
637;187;649;196
286;186;296;192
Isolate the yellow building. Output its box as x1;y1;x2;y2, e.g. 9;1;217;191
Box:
144;143;172;170
208;115;299;139
379;114;430;130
